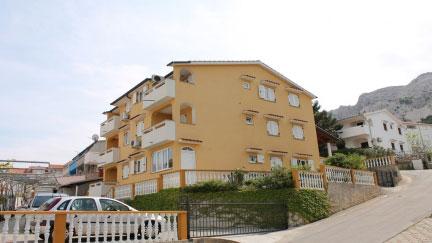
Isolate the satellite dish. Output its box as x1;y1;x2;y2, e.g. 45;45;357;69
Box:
91;134;99;142
180;69;192;82
151;75;164;82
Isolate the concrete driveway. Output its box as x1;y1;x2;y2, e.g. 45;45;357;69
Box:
223;170;432;243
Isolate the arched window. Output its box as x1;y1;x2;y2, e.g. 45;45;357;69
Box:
180;103;196;124
180;69;194;83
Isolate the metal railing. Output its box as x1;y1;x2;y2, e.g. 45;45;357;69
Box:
0;210;187;242
325;166;352;183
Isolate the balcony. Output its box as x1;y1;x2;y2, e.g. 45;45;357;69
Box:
143;79;175;110
339;125;370;139
142;120;175;149
98;147;120;165
100;115;120;137
83;152;100;165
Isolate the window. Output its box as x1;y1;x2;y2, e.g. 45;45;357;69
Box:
398;127;402;135
383;123;388;131
390;123;394;129
100;199;130;211
400;144;404;151
391;142;396;150
288;93;300;107
248;153;264;163
136;121;144;137
242;82;250;90
70;199;97;211
292;125;304;140
245;115;253;125
123;131;130;146
152;147;173;172
122;164;129;179
270;156;283;168
267;120;279;136
125;102;131;113
291;158;314;170
57;200;71;211
360;142;369;148
180;114;188;124
134;157;147;174
258;85;276;102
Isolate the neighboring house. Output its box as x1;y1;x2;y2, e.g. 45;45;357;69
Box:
337;109;410;153
315;125;341;158
404;122;432;151
56;140;106;196
100;60;320;199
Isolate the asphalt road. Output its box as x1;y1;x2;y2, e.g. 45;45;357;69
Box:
223;170;432;243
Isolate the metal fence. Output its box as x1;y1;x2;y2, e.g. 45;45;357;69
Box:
181;200;288;238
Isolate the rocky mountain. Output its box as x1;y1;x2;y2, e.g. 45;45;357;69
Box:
331;73;432;122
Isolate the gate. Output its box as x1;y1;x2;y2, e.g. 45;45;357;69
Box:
376;170;396;187
181;200;288;238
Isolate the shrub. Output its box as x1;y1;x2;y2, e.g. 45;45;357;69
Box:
128;188;181;211
182;180;237;193
245;167;293;189
228;169;245;187
325;153;365;169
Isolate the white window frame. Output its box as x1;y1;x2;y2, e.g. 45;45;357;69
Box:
152;148;173;172
288;93;300;107
270;156;283;168
248;153;264;164
258;85;276;102
267;120;279;136
292;125;304;140
134;157;147;174
122;164;129;179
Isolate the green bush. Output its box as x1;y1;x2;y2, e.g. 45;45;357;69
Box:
182;180;237;193
130;188;330;223
245;167;293;189
325;153;365;169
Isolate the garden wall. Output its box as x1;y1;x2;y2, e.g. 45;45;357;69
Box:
327;182;381;213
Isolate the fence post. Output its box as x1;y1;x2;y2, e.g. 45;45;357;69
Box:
179;170;186;188
53;212;67;243
350;169;356;184
177;211;188;240
292;169;300;190
373;172;378;186
320;164;328;191
157;174;163;192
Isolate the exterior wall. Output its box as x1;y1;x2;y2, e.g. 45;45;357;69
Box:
406;123;432;149
101;63;320;188
338;110;410;153
327;182;381;213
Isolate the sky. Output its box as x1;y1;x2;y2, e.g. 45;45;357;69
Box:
1;0;432;163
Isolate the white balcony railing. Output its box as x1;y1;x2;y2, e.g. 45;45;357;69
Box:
98;148;120;165
142;120;175;149
143;79;175;110
339;125;370;139
100;115;120;137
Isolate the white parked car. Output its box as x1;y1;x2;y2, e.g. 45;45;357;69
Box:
31;196;162;241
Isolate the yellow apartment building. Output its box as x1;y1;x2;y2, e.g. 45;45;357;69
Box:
99;61;320;199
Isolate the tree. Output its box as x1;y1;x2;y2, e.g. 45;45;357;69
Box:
421;115;432;124
313;100;343;137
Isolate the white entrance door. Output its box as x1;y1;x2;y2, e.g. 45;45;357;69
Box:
181;147;197;185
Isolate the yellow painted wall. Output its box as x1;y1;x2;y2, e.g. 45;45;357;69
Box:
102;63;320;186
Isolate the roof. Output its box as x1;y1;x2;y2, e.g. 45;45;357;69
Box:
337;109;405;124
316;125;342;144
49;164;64;169
167;60;317;98
71;140;105;162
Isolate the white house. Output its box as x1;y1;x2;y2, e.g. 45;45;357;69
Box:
337;110;410;153
404;122;432;151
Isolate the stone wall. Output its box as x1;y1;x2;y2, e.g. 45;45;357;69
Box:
327;182;381;213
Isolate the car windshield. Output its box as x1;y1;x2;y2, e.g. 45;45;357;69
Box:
32;196;53;208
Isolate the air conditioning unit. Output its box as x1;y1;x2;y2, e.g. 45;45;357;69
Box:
377;137;383;142
121;112;129;120
131;140;142;148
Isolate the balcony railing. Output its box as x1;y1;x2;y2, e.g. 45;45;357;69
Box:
98;148;120;165
100;115;120;137
142;120;175;149
339;125;370;139
0;210;187;242
143;79;175;110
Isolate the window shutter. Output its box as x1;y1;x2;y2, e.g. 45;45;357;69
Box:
293;125;304;139
273;121;279;135
267;121;273;134
291;158;298;167
141;157;147;172
258;85;267;99
257;154;264;163
268;88;275;101
129;160;135;175
136;121;144;137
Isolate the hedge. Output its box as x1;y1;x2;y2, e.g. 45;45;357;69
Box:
128;188;330;223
